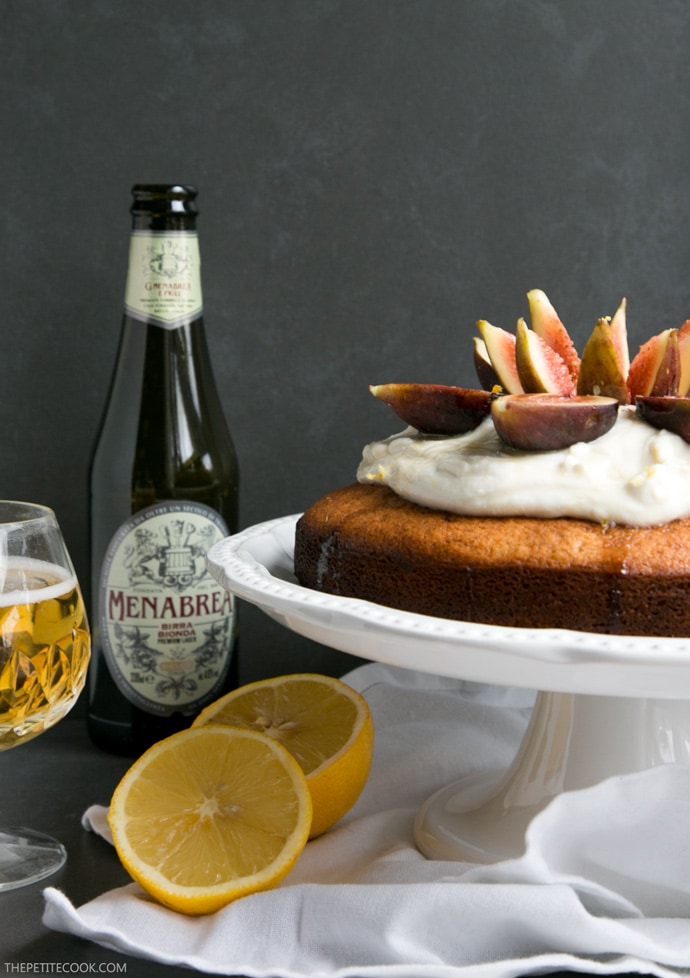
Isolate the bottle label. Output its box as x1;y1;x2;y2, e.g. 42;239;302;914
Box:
98;501;235;717
124;231;203;329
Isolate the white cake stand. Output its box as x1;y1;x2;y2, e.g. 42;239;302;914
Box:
207;514;690;864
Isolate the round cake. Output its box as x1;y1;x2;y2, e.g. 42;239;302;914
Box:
294;291;690;637
294;481;690;636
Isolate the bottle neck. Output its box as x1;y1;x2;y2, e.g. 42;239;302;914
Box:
123;184;203;331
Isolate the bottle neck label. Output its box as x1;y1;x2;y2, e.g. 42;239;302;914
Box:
98;501;235;717
124;231;203;329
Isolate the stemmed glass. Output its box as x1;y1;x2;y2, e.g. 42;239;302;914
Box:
0;501;91;890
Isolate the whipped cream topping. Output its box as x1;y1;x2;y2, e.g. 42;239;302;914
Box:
356;406;690;527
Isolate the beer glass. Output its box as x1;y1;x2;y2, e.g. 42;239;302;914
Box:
0;501;91;890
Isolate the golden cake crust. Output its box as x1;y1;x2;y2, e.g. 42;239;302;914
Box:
294;483;690;636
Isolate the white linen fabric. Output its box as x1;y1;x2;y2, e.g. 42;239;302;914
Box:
44;663;690;977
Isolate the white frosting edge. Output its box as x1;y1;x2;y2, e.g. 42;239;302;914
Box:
356;406;690;527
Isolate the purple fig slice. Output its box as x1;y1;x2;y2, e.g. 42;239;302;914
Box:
473;337;500;390
490;394;618;451
515;318;576;395
370;383;493;435
476;320;524;393
526;289;581;385
635;395;690;442
628;328;675;398
577;317;629;404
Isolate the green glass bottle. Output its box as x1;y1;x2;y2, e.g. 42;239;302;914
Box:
87;184;239;756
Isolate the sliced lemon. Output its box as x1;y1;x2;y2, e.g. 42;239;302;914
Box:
108;725;312;915
194;673;374;838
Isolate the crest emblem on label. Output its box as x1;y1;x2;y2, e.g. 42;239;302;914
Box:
124;231;203;329
99;501;235;716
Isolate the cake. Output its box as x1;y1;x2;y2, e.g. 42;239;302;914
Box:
294;290;690;636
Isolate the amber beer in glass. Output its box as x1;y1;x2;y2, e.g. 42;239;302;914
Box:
0;501;91;890
0;558;90;750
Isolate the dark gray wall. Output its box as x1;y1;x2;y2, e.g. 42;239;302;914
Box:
2;0;690;681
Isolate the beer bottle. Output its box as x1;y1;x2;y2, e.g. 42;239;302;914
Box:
87;184;239;756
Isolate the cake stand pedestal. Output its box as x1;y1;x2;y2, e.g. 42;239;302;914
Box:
415;691;690;862
207;514;690;866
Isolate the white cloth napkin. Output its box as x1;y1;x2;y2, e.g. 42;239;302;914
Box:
43;663;690;977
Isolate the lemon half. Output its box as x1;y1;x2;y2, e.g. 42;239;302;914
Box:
108;724;312;915
194;673;374;838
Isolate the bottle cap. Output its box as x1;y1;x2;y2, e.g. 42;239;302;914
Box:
130;184;198;218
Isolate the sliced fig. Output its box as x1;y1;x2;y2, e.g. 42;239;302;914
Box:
369;383;493;435
636;395;690;442
515;318;576;395
577;317;629;404
490;393;618;451
476;320;524;393
473;337;500;390
651;329;680;396
526;289;581;385
628;328;675;398
609;297;630;380
677;320;690;396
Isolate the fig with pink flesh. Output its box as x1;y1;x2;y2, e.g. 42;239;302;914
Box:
370;383;493;435
628;328;677;398
526;289;581;385
491;394;618;451
635;395;690;443
515;318;576;395
476;320;524;393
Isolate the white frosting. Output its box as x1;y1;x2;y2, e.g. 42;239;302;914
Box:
356;405;690;527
